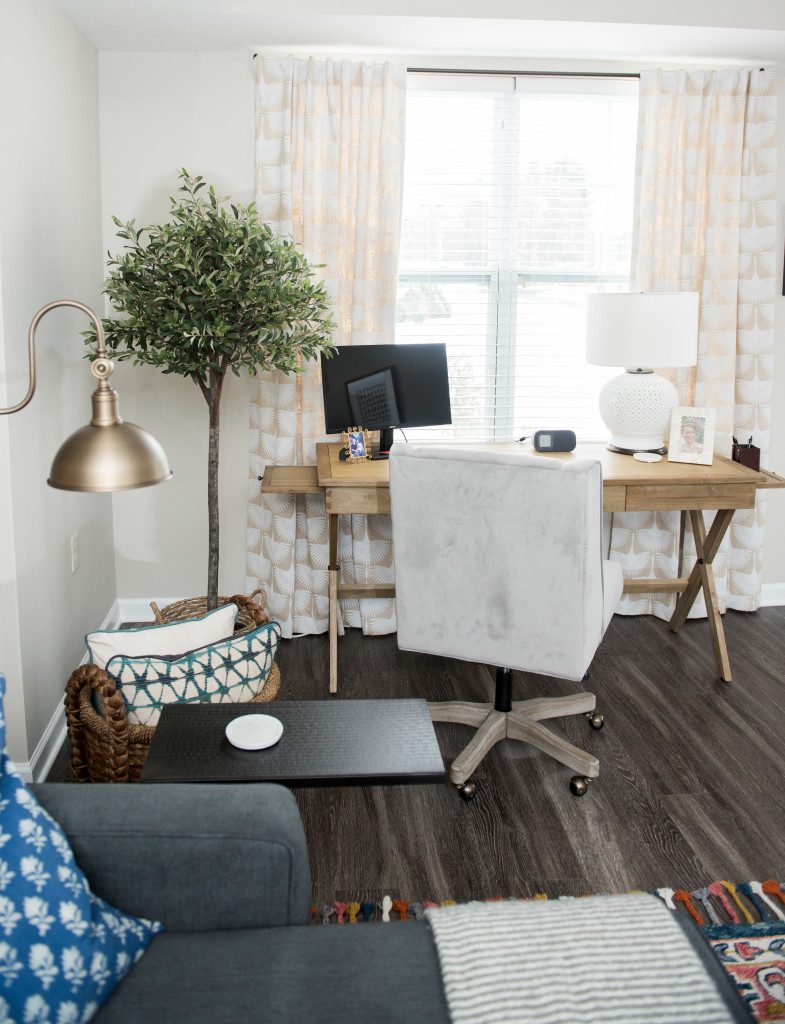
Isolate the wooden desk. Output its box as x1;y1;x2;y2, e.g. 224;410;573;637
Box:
261;442;784;692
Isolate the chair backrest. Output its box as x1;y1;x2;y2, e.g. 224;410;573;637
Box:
389;445;605;681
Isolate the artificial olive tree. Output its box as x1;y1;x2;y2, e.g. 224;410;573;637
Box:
92;170;335;608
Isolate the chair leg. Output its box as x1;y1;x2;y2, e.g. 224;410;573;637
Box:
512;692;596;722
448;710;507;785
427;701;493;728
506;711;599;779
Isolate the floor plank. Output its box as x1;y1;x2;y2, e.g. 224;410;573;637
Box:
47;608;785;904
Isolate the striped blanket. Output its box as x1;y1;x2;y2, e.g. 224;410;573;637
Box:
425;893;748;1024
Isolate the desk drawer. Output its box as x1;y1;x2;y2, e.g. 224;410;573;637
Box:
326;487;391;515
625;483;756;512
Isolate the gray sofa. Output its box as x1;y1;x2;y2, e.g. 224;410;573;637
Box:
33;783;449;1024
33;783;748;1024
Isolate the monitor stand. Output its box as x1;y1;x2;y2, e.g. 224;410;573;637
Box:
372;427;394;460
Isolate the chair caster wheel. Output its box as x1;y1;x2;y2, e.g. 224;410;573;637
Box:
456;781;478;801
569;775;593;797
585;711;604;730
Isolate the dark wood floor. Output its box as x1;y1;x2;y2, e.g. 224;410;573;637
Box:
49;609;785;905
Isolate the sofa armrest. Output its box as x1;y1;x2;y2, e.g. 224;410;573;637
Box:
32;782;311;931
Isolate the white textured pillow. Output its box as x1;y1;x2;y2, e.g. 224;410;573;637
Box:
86;603;238;670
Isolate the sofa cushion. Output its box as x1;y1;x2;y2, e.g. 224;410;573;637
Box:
86;604;238;670
0;675;161;1024
32;783;311;933
94;921;449;1024
106;621;281;727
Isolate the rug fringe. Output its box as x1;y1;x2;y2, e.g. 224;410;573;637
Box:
309;880;785;925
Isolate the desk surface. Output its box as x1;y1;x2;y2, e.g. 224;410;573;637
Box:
261;442;783;495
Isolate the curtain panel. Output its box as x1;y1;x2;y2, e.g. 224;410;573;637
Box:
612;68;777;618
246;56;406;637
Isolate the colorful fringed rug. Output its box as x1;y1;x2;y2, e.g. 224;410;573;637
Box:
312;880;785;1022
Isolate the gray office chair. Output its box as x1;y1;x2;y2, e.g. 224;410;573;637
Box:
389;445;623;799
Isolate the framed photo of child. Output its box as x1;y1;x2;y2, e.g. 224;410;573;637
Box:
667;407;715;466
341;427;371;463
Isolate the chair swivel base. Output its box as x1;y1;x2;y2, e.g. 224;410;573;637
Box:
427;667;603;799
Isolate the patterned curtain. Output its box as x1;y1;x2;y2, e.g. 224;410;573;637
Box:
612;69;776;618
246;56;406;637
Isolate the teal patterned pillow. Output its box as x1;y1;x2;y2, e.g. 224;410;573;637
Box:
106;621;281;728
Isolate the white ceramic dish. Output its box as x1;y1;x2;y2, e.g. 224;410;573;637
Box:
225;713;283;751
633;452;662;463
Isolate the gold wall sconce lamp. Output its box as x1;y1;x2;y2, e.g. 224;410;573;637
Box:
0;299;172;492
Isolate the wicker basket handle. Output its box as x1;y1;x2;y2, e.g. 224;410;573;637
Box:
65;663;131;784
150;601;164;624
230;590;269;626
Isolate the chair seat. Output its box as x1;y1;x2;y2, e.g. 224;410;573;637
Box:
602;560;624;631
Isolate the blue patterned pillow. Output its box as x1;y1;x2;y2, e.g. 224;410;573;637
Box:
0;674;161;1023
106;620;281;728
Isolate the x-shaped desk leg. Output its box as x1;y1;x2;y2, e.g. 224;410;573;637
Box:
670;508;736;681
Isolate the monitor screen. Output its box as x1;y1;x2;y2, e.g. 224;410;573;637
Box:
320;344;452;434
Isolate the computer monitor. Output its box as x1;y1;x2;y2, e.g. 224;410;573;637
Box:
320;343;452;454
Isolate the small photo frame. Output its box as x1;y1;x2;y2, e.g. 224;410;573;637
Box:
668;407;715;465
341;427;371;463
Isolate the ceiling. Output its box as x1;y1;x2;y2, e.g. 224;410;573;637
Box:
56;0;785;62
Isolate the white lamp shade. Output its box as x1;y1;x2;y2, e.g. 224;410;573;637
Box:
586;292;699;369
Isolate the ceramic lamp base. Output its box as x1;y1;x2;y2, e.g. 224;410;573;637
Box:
598;370;677;455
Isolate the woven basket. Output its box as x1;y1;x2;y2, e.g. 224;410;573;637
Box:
150;588;269;634
65;591;280;783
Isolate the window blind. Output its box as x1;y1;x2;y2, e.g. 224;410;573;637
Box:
395;73;639;442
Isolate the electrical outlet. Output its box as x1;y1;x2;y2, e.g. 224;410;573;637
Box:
70;532;79;574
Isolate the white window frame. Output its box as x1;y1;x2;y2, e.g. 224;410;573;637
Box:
398;72;639;443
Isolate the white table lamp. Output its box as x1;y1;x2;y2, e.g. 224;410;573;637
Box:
586;292;699;455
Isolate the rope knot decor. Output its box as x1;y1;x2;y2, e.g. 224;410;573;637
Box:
673;890;703;925
333;901;348;924
347;902;361;924
319;903;334;925
381;895;392;922
409;902;425;920
720;880;755;924
391;899;409;921
739;881;779;921
692;888;720;925
360;902;375;923
708;881;740;923
763;880;785;909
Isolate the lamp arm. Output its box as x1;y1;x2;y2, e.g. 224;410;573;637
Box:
0;299;108;416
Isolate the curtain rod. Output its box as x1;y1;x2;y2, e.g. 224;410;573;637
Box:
407;68;640;79
251;56;638;78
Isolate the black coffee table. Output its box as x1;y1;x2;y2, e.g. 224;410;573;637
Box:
140;698;446;787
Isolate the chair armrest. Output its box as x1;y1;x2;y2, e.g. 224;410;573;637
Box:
32;782;311;931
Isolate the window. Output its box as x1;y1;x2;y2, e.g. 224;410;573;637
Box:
395;73;639;442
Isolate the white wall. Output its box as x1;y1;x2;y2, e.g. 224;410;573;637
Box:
99;49;785;602
0;0;116;765
99;52;255;600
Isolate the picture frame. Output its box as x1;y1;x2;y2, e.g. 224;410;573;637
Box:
667;407;716;466
341;427;371;463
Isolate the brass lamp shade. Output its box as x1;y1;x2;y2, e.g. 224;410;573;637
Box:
1;299;172;493
49;377;172;492
49;421;172;492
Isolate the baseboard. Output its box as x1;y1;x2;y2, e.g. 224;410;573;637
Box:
12;600;123;783
116;596;185;624
760;583;785;607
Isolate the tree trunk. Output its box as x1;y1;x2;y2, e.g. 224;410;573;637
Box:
206;373;224;610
